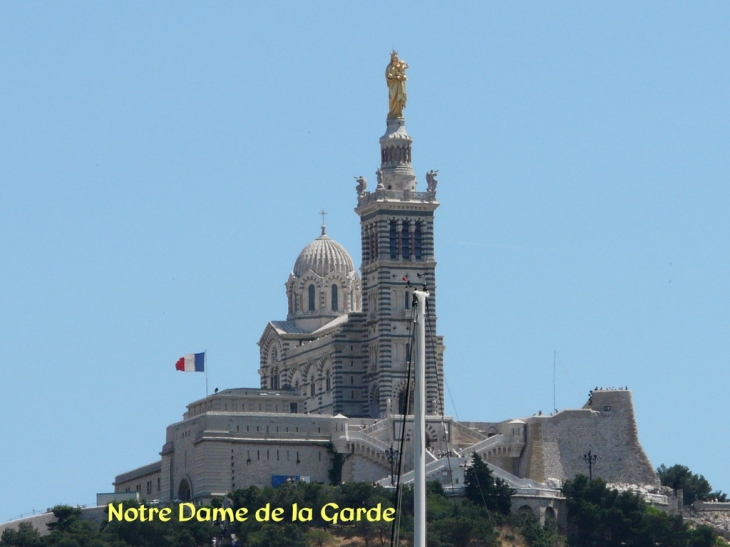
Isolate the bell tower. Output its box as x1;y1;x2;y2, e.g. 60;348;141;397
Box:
355;52;444;418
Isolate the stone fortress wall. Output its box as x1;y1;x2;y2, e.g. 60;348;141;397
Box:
114;388;659;504
517;389;658;486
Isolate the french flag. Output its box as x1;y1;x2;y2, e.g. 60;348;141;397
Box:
175;352;205;372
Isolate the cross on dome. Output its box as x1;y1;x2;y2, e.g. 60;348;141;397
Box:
320;209;327;235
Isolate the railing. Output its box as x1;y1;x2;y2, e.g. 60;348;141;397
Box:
644;494;669;505
693;500;730;511
347;430;390;452
357;419;389;436
457;435;525;459
2;509;52;523
511;488;564;498
376;453;563;499
486;462;544;489
457;435;505;456
450;420;488;441
381;456;466;486
357;190;437;207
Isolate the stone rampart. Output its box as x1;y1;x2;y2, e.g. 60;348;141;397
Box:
0;507;106;537
519;390;658;486
694;501;730;512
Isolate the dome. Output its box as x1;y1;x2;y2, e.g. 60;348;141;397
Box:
293;228;356;278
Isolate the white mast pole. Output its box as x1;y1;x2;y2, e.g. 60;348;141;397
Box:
413;288;429;547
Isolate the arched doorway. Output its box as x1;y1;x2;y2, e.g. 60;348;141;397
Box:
397;387;414;415
178;479;192;501
518;505;535;517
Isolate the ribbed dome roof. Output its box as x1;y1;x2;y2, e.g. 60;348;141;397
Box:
293;230;356;278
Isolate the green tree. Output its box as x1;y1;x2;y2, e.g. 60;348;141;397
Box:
46;506;82;534
562;474;719;547
246;523;306;547
326;443;351;485
632;506;690;547
0;522;44;547
425;481;454;522
689;524;724;547
45;505;114;547
657;464;727;505
102;500;218;547
305;528;334;547
463;453;514;515
511;511;560;547
430;516;473;547
562;475;645;547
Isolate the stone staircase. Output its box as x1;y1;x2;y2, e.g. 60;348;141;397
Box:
457;434;524;460
332;427;391;474
376;432;554;495
449;420;488;451
377;456;463;487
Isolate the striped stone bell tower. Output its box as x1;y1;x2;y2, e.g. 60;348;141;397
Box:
355;105;444;419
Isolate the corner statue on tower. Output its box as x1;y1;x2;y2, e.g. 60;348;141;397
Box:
386;51;408;118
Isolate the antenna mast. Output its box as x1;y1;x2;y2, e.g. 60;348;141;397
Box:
412;288;429;547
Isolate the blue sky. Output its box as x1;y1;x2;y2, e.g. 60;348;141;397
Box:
1;2;728;521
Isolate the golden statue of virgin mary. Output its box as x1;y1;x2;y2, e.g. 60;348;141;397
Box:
386;51;408;118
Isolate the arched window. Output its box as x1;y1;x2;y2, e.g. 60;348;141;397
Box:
331;284;338;311
271;367;279;390
414;222;423;259
389;220;398;259
402;220;411;259
310;378;316;397
370;224;379;260
308;284;316;311
326;371;331;391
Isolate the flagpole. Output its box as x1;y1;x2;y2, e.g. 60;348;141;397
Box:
205;349;209;399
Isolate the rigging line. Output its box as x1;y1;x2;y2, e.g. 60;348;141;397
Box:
425;300;496;528
423;299;459;423
424;299;458;512
391;319;415;547
444;376;460;422
390;303;417;547
443;382;497;525
470;455;500;532
396;311;416;536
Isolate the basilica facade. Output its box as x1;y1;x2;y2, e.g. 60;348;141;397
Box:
114;61;660;520
257;114;444;420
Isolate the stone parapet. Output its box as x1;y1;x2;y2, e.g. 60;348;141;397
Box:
694;501;730;512
0;507;107;538
357;190;437;209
